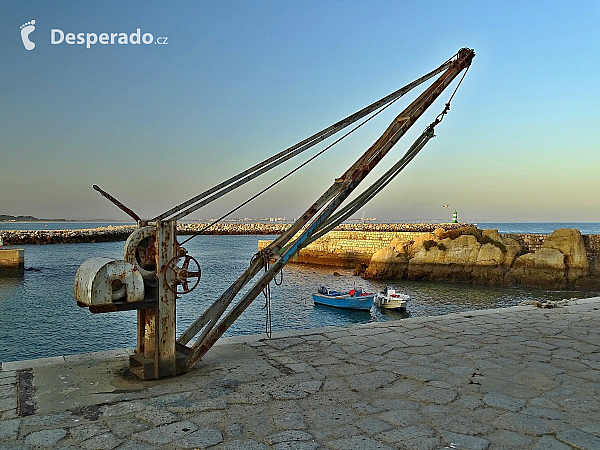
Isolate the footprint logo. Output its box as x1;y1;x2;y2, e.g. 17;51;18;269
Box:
20;20;36;50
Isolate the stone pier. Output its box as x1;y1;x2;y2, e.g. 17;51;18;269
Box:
1;298;599;449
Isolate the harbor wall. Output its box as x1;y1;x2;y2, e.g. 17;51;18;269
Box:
260;231;600;266
2;221;599;289
259;230;432;267
0;222;470;245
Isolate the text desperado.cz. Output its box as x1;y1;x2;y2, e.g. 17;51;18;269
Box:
51;29;168;48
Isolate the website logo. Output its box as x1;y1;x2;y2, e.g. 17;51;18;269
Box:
19;21;168;51
20;20;36;50
51;28;168;48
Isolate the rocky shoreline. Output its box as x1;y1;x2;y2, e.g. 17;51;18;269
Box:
362;227;600;290
0;222;469;245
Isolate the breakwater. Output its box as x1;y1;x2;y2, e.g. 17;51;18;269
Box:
0;222;470;245
260;227;600;290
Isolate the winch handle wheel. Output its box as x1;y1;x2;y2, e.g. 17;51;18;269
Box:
164;255;201;294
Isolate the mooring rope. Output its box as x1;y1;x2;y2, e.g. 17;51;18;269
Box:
260;252;273;337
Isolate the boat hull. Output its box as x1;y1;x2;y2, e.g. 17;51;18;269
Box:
375;288;408;310
375;296;407;310
312;293;374;310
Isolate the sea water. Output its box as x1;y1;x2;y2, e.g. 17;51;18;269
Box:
1;224;599;362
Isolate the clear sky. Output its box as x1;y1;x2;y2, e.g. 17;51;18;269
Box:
1;1;599;222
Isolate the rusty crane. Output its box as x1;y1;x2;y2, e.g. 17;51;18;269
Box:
74;48;475;379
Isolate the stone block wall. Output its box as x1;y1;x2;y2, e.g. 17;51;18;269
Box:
583;235;600;258
583;235;600;277
259;231;429;264
260;230;460;268
305;231;426;254
504;233;600;261
503;234;547;254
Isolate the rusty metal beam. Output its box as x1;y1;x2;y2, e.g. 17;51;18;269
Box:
93;185;141;222
155;220;177;378
181;48;475;368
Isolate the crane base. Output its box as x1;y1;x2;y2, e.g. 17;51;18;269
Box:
129;346;191;380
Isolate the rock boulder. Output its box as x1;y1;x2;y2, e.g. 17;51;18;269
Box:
507;248;567;289
542;228;589;283
361;227;595;290
407;235;481;282
363;247;408;279
480;229;521;267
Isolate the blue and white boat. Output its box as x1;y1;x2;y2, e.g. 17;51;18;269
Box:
312;286;375;310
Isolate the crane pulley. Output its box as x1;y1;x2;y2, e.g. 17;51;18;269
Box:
74;48;475;379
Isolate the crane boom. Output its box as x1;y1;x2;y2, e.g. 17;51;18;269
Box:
153;56;457;223
181;48;475;368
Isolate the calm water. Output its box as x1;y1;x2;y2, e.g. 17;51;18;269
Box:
0;222;135;231
1;232;598;363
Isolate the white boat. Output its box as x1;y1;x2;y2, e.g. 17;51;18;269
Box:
375;286;408;310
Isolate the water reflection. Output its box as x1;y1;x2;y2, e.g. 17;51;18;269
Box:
377;308;410;320
0;276;24;306
312;303;372;326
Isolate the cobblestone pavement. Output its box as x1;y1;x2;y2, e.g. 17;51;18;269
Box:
1;298;599;449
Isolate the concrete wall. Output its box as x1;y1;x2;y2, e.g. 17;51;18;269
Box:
0;249;24;275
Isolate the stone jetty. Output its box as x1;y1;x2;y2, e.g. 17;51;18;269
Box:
258;226;600;291
0;226;136;245
1;298;599;449
0;222;469;246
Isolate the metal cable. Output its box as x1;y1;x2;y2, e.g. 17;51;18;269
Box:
299;69;470;249
155;52;462;222
179;94;402;245
434;66;470;124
